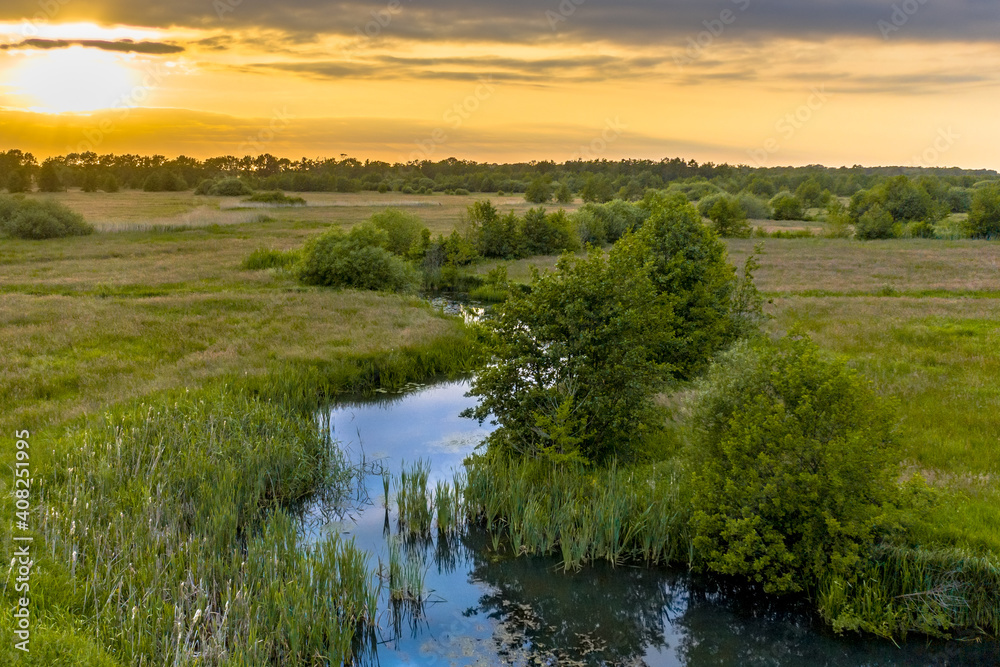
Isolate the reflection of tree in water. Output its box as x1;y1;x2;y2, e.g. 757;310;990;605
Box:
463;528;686;666
675;577;1000;667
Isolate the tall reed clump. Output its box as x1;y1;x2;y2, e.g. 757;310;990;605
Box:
36;387;379;665
817;544;1000;640
396;460;432;535
462;454;691;571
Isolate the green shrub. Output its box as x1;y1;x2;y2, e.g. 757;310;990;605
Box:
100;174;120;193
579;199;647;243
688;335;901;594
245;190;306;205
571;208;606;245
522;207;580;255
297;224;419;292
770;191;805;220
855;203;895;240
369;208;429;256
0;196;94;239
524;178;553;204
467;200;525;259
241;247;301;271
209;178;254;196
737;192;772;220
903;220;936;239
705;195;751;238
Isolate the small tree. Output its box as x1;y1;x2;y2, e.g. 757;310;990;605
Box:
100;174;120;193
38;160;63;192
369;208;428;256
555;182;573;204
855;203;895;240
6;168;31;193
465;244;674;463
706;195;751;238
297;223;419;292
524;178;553;204
770;192;804;220
966;185;1000;239
689;334;900;594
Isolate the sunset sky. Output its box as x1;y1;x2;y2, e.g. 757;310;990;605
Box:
0;1;997;167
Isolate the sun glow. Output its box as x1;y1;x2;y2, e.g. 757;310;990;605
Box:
7;47;138;113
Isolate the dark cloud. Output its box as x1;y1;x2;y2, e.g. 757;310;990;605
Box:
0;39;183;54
2;0;998;46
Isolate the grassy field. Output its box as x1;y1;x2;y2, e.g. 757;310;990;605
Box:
1;189;997;659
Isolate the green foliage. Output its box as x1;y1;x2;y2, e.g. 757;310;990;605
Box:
6;168;32;193
525;177;553;203
736;192;772;220
241;247;301;271
208;178;254;196
555;181;573;204
579;174;615;203
855;203;896;240
100;173;120;193
466;245;674;463
966;184;1000;238
705;194;751;238
579;199;647;243
0;196;94;239
522;207;580;255
244;190;307;205
688;335;901;594
794;177;830;208
38;160;63;192
770;191;805;220
467;200;526;259
142;170;187;192
823;200;853;238
297;224;420;292
370;208;429;256
633;193;737;378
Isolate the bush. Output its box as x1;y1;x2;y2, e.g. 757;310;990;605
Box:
737;192;772;220
579;199;647;243
209;178;254;196
467;200;525;259
855;203;895;240
369;208;429;256
100;174;120;193
245;191;307;206
572;208;606;245
966;185;1000;239
770;192;805;220
0;196;94;239
524;178;553;204
704;195;750;238
465;244;673;463
297;224;419;292
521;207;580;255
688;335;901;594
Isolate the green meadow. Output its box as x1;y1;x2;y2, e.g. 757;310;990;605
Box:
0;189;997;663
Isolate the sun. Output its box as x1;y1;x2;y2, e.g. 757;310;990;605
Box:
7;47;139;114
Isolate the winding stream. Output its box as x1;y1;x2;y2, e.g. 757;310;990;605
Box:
300;381;998;666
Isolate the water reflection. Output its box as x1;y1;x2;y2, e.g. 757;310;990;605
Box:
305;381;998;667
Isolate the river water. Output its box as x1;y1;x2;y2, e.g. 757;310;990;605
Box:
300;381;998;666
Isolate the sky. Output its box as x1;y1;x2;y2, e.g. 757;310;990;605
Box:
0;1;997;167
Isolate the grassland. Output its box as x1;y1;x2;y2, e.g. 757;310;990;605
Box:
1;189;998;659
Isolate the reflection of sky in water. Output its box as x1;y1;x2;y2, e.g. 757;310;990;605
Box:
297;382;999;667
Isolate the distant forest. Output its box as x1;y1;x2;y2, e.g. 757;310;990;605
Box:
1;149;997;200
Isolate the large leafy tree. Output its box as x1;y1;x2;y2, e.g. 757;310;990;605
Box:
635;193;738;378
466;244;674;464
967;185;1000;239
